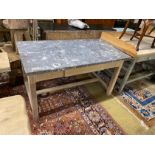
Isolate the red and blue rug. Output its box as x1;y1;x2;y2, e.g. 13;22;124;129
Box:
97;71;155;121
121;87;155;121
0;77;124;135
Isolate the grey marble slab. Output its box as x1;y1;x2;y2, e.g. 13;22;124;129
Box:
16;39;130;75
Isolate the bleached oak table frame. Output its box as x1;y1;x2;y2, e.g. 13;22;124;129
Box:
22;61;124;121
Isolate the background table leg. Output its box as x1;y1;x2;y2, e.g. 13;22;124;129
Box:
119;59;136;93
106;61;123;96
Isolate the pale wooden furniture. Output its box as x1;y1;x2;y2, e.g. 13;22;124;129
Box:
17;38;129;121
45;30;103;40
1;30;31;85
0;49;10;84
31;19;53;40
0;49;10;73
3;19;30;50
22;61;124;121
0;95;31;135
101;31;155;93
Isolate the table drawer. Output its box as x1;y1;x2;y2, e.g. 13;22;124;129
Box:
35;70;64;82
65;61;122;77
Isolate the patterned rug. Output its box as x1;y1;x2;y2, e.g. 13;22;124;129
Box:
0;77;124;135
0;72;9;83
97;71;155;121
121;87;155;121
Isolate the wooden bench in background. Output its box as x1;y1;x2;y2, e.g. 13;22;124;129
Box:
0;95;31;135
0;49;10;74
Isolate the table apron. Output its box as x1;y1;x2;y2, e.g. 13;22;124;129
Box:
34;70;64;82
32;60;123;83
64;60;122;77
24;60;124;121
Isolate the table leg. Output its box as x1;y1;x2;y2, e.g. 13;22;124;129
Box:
119;59;136;93
27;75;39;121
106;61;123;96
10;30;16;51
23;71;28;92
22;66;31;103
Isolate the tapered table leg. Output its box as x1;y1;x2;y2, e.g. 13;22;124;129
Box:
119;59;136;93
106;61;123;95
27;75;39;121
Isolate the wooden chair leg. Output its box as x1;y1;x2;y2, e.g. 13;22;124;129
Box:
119;20;130;39
130;19;142;41
148;27;155;35
136;21;151;51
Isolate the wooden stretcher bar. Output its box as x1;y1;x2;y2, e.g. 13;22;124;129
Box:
36;77;99;95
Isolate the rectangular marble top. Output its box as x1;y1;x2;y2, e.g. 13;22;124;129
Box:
17;39;130;75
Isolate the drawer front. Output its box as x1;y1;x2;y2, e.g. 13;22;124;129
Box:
65;61;122;77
